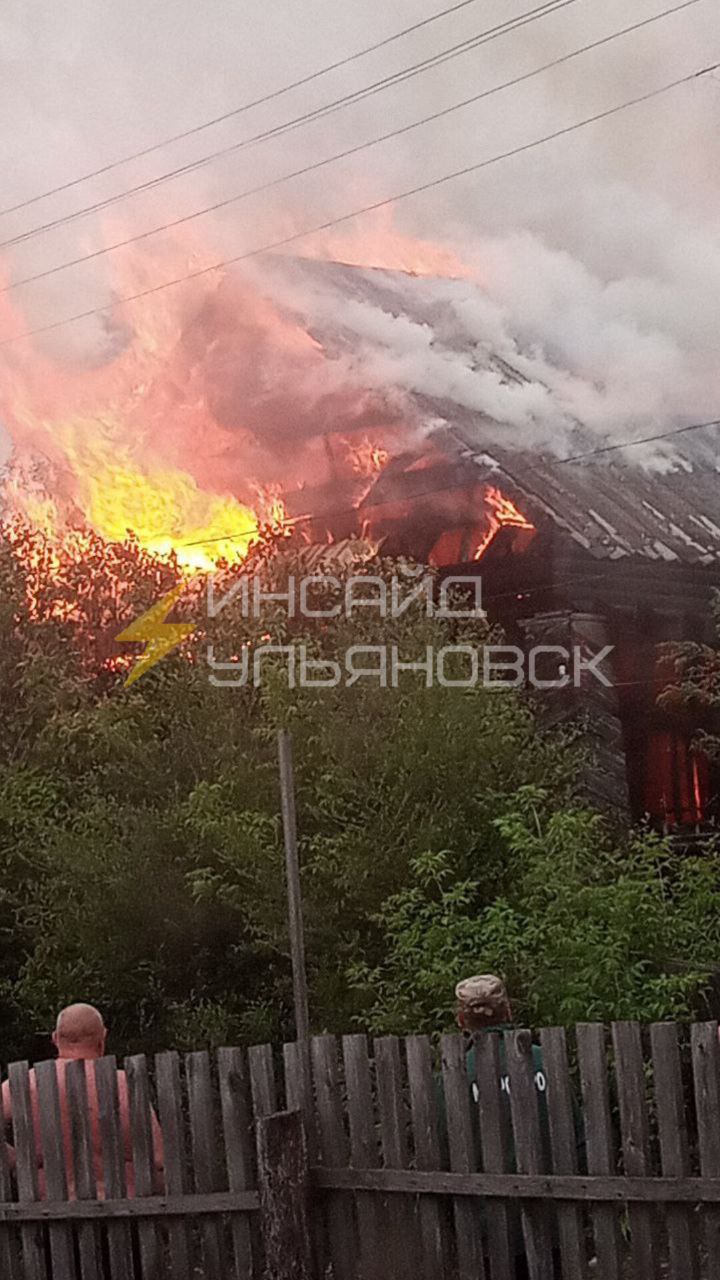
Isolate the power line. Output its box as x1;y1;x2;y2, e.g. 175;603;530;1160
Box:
560;417;720;462
0;0;493;220
1;59;716;351
178;409;720;550
0;0;580;253
179;476;487;549
0;0;697;296
13;412;718;565
2;468;525;555
0;0;583;252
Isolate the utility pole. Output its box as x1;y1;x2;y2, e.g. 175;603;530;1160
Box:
277;728;310;1042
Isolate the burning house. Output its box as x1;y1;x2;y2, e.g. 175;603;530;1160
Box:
359;429;720;831
1;248;718;833
273;258;720;832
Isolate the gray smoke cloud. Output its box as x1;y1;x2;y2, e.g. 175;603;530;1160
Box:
0;0;717;467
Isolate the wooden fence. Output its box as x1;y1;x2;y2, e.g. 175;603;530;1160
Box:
1;1021;720;1278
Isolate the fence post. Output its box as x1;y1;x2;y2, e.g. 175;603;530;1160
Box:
256;1109;315;1280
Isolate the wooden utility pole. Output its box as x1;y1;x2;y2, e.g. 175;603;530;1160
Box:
278;729;310;1042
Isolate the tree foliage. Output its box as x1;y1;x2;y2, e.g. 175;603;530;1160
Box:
353;789;720;1033
660;589;720;761
0;527;716;1061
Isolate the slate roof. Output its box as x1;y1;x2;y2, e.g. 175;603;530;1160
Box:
438;413;720;565
262;257;720;565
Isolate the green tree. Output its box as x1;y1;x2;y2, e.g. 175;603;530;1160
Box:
353;788;720;1034
660;590;720;760
1;527;715;1061
0;530;579;1056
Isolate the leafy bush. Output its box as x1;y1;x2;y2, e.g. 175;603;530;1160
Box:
0;531;716;1059
353;788;720;1033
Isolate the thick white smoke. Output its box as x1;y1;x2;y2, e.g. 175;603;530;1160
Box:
0;0;717;466
248;176;720;463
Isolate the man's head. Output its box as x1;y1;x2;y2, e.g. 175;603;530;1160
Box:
455;974;512;1032
52;1004;107;1060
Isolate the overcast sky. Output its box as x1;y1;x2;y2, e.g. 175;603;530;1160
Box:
0;0;718;457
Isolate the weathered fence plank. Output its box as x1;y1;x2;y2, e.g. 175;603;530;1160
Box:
311;1035;356;1280
9;1060;47;1280
650;1022;697;1280
612;1021;659;1279
0;1076;21;1280
576;1023;623;1280
218;1046;255;1280
5;1163;720;1209
186;1050;227;1280
473;1032;514;1280
94;1055;135;1280
246;1042;279;1276
374;1036;417;1280
505;1030;554;1280
539;1027;587;1280
342;1035;383;1280
406;1035;445;1280
284;1040;323;1277
155;1051;193;1280
283;1042;316;1160
256;1110;314;1280
8;1018;720;1280
247;1046;278;1120
65;1059;101;1280
691;1021;720;1280
125;1054;162;1280
440;1033;486;1280
34;1060;75;1280
0;1192;256;1220
310;1167;720;1201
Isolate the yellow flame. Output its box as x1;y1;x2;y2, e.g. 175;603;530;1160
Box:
84;458;258;571
55;420;260;572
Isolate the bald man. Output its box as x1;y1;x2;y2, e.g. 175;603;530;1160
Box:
1;1003;163;1200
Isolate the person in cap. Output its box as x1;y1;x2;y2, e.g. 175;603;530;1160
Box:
455;974;513;1032
454;974;548;1125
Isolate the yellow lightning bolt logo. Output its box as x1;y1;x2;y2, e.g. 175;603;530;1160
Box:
116;584;196;688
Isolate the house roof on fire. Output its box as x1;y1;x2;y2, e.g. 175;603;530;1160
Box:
437;417;720;566
264;256;720;566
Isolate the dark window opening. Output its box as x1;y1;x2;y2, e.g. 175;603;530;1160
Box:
615;626;720;833
642;728;710;829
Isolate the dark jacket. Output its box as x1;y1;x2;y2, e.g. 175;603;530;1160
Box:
465;1024;549;1172
436;1026;560;1257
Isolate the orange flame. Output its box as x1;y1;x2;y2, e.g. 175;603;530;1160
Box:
305;205;473;278
474;486;535;560
0;212;475;582
342;436;389;478
0;240;299;573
